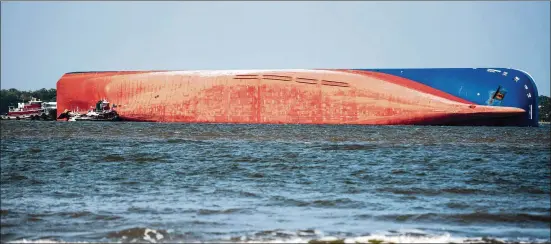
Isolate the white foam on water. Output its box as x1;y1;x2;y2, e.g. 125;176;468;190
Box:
7;234;551;244
346;233;464;243
6;240;95;244
236;232;550;244
241;235;549;244
143;228;164;243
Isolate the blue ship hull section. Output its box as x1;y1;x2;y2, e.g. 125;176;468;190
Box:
357;68;539;127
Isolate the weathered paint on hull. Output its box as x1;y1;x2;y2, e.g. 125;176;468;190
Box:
56;69;537;126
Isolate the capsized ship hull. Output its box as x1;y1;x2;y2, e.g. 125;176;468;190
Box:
56;68;539;126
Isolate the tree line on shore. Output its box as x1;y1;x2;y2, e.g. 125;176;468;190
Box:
0;88;550;122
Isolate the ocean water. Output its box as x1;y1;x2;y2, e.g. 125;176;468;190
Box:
1;121;550;244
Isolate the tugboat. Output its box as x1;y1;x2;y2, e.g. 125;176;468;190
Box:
0;97;57;120
58;99;120;122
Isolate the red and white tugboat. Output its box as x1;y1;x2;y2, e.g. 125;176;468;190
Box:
1;97;57;120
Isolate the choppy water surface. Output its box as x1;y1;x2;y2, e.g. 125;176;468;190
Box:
1;121;550;243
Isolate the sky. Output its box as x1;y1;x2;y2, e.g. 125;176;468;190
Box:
1;1;550;95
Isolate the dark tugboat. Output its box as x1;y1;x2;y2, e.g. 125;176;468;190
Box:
58;99;120;121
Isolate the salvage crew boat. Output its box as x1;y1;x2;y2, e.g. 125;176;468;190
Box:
55;68;539;126
57;99;120;121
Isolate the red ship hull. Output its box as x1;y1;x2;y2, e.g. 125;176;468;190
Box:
56;69;525;125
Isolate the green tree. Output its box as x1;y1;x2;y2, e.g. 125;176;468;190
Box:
539;95;550;122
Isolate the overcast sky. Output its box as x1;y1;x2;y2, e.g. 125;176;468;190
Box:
1;1;549;95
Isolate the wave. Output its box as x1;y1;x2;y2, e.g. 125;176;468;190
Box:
1;210;122;223
7;232;550;244
106;227;168;243
265;196;364;208
166;138;209;144
358;212;551;226
196;208;252;215
320;144;379;151
376;187;488;196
